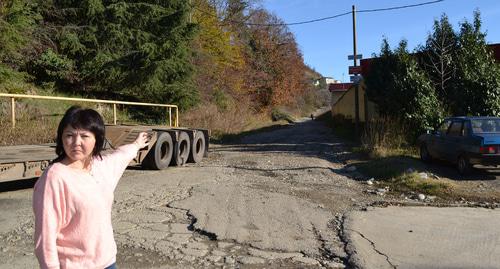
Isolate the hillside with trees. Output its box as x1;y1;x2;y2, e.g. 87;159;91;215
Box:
0;0;323;140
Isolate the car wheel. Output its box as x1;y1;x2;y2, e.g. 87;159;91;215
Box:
420;145;432;163
457;155;472;175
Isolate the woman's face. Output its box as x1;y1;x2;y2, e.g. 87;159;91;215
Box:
62;126;96;164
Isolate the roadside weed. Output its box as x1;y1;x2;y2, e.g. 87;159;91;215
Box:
389;172;454;196
355;157;454;197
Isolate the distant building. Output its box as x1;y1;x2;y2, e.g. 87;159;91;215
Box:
490;43;500;62
325;77;339;85
330;82;377;122
314;77;340;88
328;84;350;107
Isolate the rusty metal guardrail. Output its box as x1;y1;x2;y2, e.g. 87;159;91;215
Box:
0;93;179;128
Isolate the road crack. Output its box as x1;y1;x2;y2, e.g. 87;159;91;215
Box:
185;211;218;241
311;223;335;261
165;187;218;241
347;228;397;269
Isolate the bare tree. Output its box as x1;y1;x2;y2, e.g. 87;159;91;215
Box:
421;14;458;104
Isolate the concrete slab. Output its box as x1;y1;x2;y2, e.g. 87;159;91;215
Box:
344;206;500;269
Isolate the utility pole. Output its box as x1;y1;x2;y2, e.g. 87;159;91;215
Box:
352;5;360;139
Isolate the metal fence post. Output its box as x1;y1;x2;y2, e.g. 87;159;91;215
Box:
175;107;179;127
113;104;117;125
11;97;15;128
168;107;172;127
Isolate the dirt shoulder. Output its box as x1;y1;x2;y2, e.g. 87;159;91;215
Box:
344;148;500;205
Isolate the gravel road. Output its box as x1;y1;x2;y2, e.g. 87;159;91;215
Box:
0;116;384;268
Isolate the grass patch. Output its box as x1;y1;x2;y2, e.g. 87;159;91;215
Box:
0;113;57;146
355;156;423;180
271;108;295;123
355;156;454;197
182;100;305;143
360;117;409;154
181;101;262;141
323;113;454;196
388;172;455;196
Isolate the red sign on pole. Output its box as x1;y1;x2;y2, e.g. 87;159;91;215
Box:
348;66;362;74
329;83;353;91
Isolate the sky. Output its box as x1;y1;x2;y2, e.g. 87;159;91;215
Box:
261;0;500;82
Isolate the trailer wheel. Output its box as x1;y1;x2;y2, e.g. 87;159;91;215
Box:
143;132;173;170
188;131;206;163
172;132;190;166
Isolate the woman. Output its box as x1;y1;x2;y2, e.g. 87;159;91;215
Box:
33;106;149;269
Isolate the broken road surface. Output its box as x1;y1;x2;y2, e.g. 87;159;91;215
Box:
2;113;499;268
344;206;500;269
1;116;372;268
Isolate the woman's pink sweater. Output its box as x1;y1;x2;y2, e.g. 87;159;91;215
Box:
33;144;139;269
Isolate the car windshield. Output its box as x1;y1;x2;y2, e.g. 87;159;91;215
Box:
471;119;500;133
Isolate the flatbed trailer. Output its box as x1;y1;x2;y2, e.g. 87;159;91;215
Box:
0;144;55;182
0;125;209;183
0;94;209;183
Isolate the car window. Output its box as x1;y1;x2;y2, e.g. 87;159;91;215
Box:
448;121;463;136
471;119;500;133
462;121;471;136
437;120;451;134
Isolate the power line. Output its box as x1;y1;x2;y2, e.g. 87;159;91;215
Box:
358;0;444;13
244;11;352;26
192;6;350;26
193;0;445;27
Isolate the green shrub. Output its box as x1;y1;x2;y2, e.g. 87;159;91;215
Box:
0;64;31;93
30;49;74;83
271;108;294;123
365;39;444;143
212;88;230;111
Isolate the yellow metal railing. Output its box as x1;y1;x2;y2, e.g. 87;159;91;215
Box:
0;93;179;128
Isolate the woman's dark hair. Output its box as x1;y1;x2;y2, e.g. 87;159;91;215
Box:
54;106;106;162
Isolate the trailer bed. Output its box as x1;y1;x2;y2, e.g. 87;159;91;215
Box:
0;125;209;183
0;144;56;164
0;144;56;183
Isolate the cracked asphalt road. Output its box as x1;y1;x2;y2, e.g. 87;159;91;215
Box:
343;206;500;269
1;116;381;268
2;115;498;268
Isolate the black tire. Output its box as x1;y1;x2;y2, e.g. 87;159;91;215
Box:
188;132;206;163
172;131;191;166
142;132;173;170
457;155;472;175
420;145;432;163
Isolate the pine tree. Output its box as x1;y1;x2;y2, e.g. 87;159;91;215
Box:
0;0;40;93
36;0;199;108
